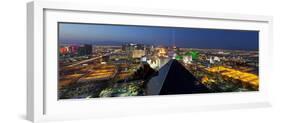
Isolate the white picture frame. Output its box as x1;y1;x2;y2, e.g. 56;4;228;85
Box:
27;0;273;122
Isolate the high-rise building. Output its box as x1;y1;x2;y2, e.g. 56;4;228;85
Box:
122;43;146;58
183;55;192;64
157;48;168;57
78;44;92;56
147;56;170;70
209;56;215;64
69;45;79;54
132;50;145;58
60;47;68;55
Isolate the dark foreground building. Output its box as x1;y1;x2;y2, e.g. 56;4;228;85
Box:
146;59;210;95
78;44;92;56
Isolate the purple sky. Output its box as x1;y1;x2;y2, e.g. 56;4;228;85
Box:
59;22;259;50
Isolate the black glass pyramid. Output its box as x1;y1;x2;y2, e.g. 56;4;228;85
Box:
146;59;210;95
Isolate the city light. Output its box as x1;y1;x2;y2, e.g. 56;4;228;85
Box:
58;22;259;99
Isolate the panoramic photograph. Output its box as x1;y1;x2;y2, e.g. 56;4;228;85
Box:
58;22;259;99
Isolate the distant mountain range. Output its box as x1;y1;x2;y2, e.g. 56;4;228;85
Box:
91;41;127;46
60;40;129;46
59;40;258;51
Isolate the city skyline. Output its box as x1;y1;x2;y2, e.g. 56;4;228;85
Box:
58;22;259;99
59;23;259;51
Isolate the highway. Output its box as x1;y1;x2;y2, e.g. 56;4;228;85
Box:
67;52;115;67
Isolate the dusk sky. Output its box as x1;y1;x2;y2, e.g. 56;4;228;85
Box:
59;23;259;50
